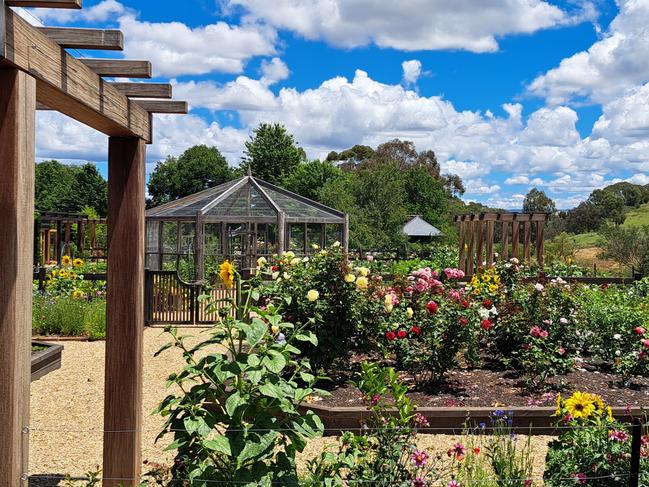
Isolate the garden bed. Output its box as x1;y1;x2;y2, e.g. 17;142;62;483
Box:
31;341;63;382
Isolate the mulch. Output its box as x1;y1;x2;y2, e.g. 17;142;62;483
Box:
318;362;649;409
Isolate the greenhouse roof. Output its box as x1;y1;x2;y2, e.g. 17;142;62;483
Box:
146;175;346;223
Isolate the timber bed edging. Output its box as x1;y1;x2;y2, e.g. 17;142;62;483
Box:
31;341;63;382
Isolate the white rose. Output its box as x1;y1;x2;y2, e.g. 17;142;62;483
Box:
534;283;544;292
613;334;621;340
559;317;568;324
615;350;621;356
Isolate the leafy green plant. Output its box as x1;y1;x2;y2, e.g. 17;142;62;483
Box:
153;270;326;485
32;294;106;339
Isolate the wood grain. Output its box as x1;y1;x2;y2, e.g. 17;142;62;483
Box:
6;0;81;7
0;69;35;487
134;100;188;114
103;137;146;487
80;59;152;78
110;82;172;99
38;27;123;50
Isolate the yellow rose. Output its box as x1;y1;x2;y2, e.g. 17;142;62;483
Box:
357;267;370;277
290;258;301;266
272;271;280;280
356;276;369;290
332;241;341;248
344;273;356;283
257;256;267;267
384;294;393;307
307;289;320;302
271;325;280;334
406;307;414;319
283;251;295;260
385;304;393;313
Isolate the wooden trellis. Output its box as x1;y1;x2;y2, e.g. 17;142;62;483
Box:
0;1;186;486
455;213;551;276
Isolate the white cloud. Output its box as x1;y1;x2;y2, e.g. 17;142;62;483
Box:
528;0;649;104
172;77;278;111
592;82;649;144
505;175;531;185
31;0;126;24
402;60;422;85
226;0;593;53
519;106;580;147
260;57;290;84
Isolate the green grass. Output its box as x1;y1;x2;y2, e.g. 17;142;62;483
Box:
572;232;599;248
623;203;649;227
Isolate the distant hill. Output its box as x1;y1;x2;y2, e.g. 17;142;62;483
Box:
623;202;649;227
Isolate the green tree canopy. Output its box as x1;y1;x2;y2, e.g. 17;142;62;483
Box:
282;160;343;201
522;188;557;214
35;160;107;216
241;123;306;185
147;145;233;207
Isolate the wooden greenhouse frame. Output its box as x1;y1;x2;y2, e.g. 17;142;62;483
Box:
0;1;186;485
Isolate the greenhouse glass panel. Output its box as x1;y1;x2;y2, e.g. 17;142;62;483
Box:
162;222;178;253
289;224;305;252
307;223;324;252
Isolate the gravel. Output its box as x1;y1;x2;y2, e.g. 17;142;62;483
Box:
29;327;552;484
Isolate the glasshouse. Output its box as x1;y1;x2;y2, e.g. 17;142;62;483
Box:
145;173;349;280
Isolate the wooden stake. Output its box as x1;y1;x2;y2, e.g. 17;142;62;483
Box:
458;219;466;273
475;220;484;272
501;221;509;261
0;69;35;487
512;221;520;260
486;220;494;265
466;217;475;276
103;137;145;487
524;221;532;263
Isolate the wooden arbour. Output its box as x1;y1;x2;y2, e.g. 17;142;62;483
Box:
0;1;187;486
455;212;550;276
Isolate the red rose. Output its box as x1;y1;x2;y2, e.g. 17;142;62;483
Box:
386;331;396;341
461;300;469;309
410;326;421;336
426;301;439;314
643;339;649;349
397;330;407;339
458;317;469;327
635;326;646;336
271;265;279;272
482;299;492;308
481;319;493;331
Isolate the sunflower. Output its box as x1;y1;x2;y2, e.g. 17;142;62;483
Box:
219;260;235;288
61;255;72;267
482;274;491;283
72;289;85;300
564;392;598;419
73;258;84;268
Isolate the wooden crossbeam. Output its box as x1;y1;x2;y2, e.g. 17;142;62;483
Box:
38;27;123;50
134;100;188;114
110;82;172;99
80;59;152;78
1;6;152;140
6;0;81;7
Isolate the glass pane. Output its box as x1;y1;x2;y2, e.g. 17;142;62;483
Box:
145;253;160;270
162;254;178;271
179;222;195;255
266;224;277;253
162;222;178;253
146;222;159;253
289;224;305;252
210;185;276;218
307;224;323;252
325;224;342;247
204;223;221;256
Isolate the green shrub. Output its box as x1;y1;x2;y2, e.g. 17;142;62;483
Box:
32;294;106;339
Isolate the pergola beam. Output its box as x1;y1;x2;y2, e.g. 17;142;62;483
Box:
38;27;124;50
133;100;188;114
6;0;81;7
80;59;152;78
1;6;152;140
110;82;172;99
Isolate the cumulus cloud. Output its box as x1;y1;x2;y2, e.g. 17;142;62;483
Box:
260;57;290;84
31;0;126;24
402;60;422;85
226;0;593;53
528;0;649;104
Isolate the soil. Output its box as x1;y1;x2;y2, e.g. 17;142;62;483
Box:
318;361;649;409
574;247;624;274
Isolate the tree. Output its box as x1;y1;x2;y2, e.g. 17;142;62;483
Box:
522;188;556;214
148;145;233;207
598;225;649;275
282;160;343;201
35;160;108;216
241;123;305;185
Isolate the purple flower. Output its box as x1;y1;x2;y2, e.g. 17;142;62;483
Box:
411;450;429;466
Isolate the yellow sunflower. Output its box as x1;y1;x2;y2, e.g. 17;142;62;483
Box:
72;289;85;300
61;255;72;267
219;260;235;288
58;270;68;279
73;258;84;268
564;392;598;419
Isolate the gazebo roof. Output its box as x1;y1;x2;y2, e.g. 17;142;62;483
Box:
403;215;444;237
146;175;346;223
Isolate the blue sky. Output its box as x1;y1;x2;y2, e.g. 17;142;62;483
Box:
23;0;649;209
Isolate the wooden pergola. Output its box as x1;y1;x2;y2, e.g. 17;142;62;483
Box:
454;212;550;275
0;1;186;486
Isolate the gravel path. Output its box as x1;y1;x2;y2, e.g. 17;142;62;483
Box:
29;328;552;484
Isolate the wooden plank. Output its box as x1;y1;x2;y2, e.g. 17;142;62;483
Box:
475;220;484;272
0;69;35;487
134;100;188;114
6;0;80;7
110;82;172;99
524;221;532;262
38;27;123;50
103;137;145;487
536;221;545;268
512;222;520;260
458;221;466;272
80;59;152;78
500;221;509;261
466;218;475;275
486;220;494;265
2;7;152;140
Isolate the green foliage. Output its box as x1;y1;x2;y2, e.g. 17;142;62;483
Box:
545;392;649;486
598;224;649;275
364;245;458;276
148;145;233;207
241;123;306;185
281;159;343;201
305;362;438;486
153;275;325;485
36;160;107;216
32;294;106;339
523;187;556;214
544;232;577;264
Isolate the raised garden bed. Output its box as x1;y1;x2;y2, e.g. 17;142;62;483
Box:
299;364;649;435
31;341;63;382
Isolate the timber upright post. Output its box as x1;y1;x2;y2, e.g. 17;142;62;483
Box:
0;69;36;487
103;137;146;487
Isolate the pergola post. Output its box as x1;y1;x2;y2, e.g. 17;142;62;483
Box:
343;214;350;254
277;211;286;254
0;68;36;487
195;212;205;281
103;136;146;487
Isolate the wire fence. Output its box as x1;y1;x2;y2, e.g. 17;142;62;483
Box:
23;420;648;486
